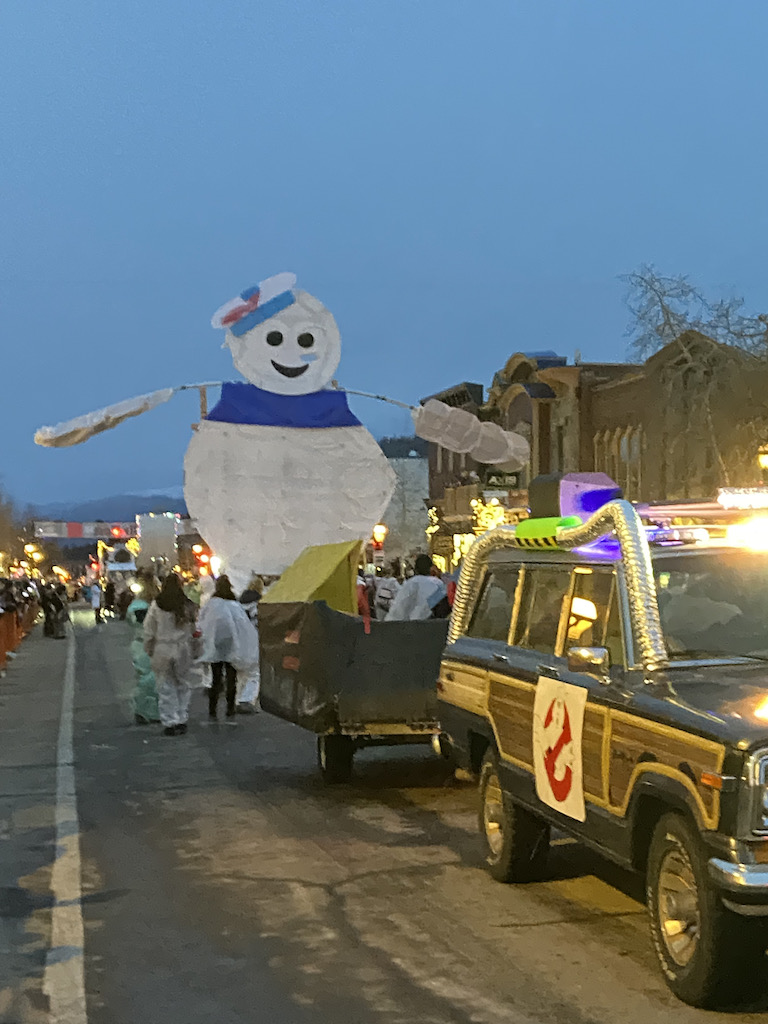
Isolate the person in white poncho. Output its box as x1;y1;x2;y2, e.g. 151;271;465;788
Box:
385;555;450;622
142;574;198;736
236;574;263;713
197;575;260;721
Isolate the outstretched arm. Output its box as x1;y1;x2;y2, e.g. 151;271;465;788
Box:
333;384;530;468
33;382;222;448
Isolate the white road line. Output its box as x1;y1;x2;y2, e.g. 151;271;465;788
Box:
43;624;87;1024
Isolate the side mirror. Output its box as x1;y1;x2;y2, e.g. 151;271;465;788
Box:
567;646;611;683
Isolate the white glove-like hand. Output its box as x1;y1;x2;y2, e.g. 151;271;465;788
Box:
413;399;529;468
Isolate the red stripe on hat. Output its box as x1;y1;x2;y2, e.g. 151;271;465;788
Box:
221;291;261;327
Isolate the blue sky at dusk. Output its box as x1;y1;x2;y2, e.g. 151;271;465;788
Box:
3;0;768;504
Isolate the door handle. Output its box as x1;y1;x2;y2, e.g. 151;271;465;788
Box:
538;664;561;680
493;653;509;664
445;671;454;681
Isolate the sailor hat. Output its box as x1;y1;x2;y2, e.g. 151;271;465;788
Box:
211;272;297;337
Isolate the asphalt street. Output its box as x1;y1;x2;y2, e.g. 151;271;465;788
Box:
4;607;768;1023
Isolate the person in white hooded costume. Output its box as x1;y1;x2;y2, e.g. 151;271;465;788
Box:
142;574;198;736
386;555;449;622
236;574;263;712
197;575;260;720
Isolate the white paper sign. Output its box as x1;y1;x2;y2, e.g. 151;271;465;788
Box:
532;677;589;822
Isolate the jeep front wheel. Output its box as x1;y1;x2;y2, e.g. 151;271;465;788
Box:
647;811;767;1007
478;751;549;883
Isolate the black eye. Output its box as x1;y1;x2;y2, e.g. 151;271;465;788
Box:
297;332;315;349
266;331;283;346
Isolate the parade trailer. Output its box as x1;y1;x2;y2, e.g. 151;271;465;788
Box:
258;540;447;782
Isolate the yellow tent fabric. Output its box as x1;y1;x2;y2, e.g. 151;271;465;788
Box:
260;540;362;614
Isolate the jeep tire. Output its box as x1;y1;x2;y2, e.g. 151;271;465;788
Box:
478;750;549;883
317;734;354;784
647;811;768;1007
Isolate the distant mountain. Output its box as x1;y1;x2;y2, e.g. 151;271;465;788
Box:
34;488;187;523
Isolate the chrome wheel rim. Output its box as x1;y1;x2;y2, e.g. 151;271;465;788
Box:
657;847;700;967
483;769;505;858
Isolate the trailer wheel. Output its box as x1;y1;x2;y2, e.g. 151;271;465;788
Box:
431;733;457;769
317;734;354;783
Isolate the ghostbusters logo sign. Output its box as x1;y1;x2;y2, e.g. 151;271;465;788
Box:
532;677;588;821
543;699;573;802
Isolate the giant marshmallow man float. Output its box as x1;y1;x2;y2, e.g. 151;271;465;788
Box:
35;274;529;587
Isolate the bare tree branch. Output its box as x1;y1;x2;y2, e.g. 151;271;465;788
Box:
621;264;768;358
619;265;768;491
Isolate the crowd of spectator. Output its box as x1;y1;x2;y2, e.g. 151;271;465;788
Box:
0;577;41;673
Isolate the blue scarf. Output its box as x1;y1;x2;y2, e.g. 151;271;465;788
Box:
206;382;362;428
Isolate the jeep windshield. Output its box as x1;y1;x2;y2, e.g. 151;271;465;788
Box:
653;548;768;661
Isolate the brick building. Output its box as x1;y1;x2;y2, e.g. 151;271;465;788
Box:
588;332;768;501
423;357;630;569
484;351;635;483
424;337;768;566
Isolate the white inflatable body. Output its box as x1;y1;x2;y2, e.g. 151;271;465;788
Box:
184;421;395;581
185;277;396;586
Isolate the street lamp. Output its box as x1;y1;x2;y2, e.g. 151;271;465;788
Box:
23;543;43;575
372;523;388;547
371;523;388;570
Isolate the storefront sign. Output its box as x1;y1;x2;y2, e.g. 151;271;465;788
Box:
484;471;520;489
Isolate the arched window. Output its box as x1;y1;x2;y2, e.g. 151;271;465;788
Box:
610;428;622;484
593;431;605;475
